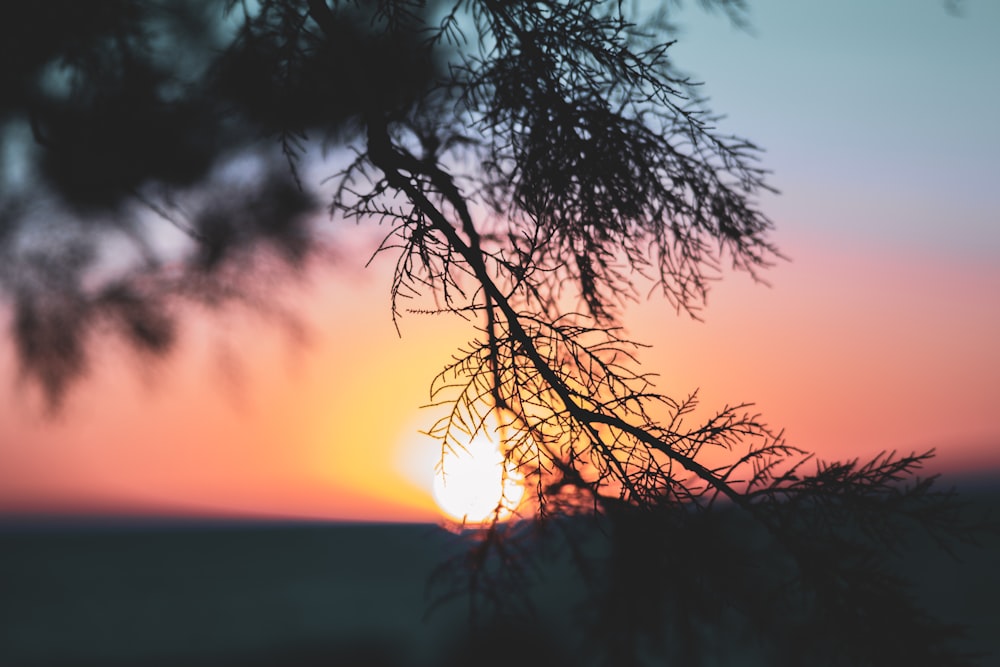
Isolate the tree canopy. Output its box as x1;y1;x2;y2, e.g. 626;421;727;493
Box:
0;1;989;664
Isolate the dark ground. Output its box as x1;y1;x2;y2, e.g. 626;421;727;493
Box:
1;486;998;667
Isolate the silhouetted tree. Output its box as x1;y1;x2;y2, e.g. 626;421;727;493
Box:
0;2;989;665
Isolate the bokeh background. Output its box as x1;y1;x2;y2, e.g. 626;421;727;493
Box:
1;0;996;522
1;2;998;665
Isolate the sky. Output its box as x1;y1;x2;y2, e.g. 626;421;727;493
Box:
1;0;998;522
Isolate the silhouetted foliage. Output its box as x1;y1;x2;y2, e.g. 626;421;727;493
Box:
1;1;991;665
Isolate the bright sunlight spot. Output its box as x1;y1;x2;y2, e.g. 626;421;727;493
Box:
433;433;524;525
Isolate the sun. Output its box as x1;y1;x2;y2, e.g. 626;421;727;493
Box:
433;433;525;525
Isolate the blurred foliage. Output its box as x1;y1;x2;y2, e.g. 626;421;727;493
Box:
0;2;991;665
0;0;437;406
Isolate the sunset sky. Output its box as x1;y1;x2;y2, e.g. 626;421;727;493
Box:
1;0;997;522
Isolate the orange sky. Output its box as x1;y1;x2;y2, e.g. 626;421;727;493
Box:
2;3;999;522
1;224;997;522
0;241;459;522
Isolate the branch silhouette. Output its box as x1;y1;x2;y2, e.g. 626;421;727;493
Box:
0;1;991;664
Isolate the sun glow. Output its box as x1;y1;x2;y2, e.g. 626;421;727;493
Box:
433;433;525;525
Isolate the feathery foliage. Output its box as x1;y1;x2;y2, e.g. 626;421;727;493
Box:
0;2;989;664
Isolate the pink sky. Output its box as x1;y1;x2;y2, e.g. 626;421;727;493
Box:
1;224;997;521
1;1;998;520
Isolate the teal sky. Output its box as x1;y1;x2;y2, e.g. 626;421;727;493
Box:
669;0;999;257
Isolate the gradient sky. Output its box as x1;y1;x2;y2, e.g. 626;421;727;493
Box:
1;0;997;521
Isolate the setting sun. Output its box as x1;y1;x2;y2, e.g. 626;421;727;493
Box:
432;434;525;525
